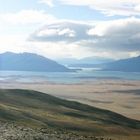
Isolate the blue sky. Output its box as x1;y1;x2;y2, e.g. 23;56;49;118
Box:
0;0;140;59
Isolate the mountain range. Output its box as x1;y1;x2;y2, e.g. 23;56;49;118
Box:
103;56;140;72
57;57;113;66
64;55;140;72
0;52;140;72
0;52;73;72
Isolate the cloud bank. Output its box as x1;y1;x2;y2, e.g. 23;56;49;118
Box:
1;1;140;59
30;21;92;42
0;10;55;25
39;0;54;7
29;17;140;59
59;0;140;16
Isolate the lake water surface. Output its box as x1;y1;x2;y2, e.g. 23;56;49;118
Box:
0;69;140;84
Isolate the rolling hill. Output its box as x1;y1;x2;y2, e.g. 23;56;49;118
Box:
0;89;140;137
0;52;73;72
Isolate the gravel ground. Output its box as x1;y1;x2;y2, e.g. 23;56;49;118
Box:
0;122;112;140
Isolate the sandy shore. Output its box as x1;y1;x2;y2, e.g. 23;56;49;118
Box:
0;79;140;120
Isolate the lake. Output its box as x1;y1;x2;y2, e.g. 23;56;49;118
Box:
0;69;140;84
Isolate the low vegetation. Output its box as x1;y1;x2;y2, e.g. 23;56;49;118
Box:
0;89;140;139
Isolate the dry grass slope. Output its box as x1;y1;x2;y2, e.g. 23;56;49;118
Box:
0;89;140;139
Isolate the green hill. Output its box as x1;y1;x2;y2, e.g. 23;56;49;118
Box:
0;89;140;136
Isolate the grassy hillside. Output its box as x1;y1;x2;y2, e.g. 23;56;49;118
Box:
0;89;140;136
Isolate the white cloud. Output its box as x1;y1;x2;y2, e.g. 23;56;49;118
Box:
88;17;137;37
0;10;55;25
38;0;54;7
0;6;140;59
0;35;28;53
59;0;140;16
87;17;140;52
0;34;92;59
134;4;140;11
30;21;92;42
37;28;75;37
58;28;75;37
29;17;140;59
37;29;59;36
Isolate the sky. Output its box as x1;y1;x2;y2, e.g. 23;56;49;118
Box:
0;0;140;60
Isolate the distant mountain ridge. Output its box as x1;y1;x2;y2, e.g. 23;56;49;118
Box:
1;52;139;72
103;56;140;72
57;57;113;66
63;55;140;72
0;52;73;72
